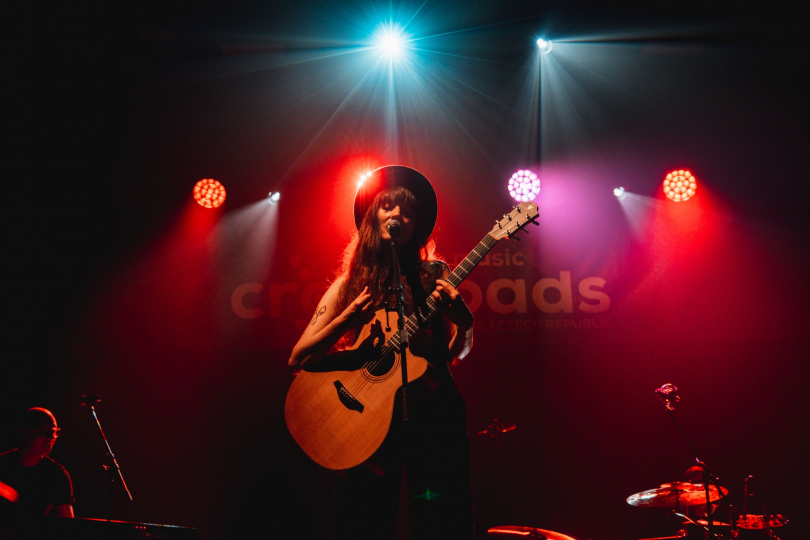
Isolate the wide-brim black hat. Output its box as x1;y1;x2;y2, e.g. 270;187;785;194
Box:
353;165;438;240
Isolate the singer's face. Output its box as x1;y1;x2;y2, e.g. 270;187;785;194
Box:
378;200;415;244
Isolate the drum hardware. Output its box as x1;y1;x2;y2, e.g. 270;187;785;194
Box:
487;525;577;539
476;418;517;438
695;520;731;527
736;515;787;530
738;475;788;537
627;482;728;508
627;385;794;540
649;384;732;538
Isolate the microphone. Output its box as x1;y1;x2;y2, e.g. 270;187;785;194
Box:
655;383;680;411
78;395;101;407
386;220;402;239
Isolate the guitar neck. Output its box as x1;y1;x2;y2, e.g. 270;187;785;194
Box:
397;233;499;342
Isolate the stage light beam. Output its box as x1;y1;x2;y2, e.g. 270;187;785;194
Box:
537;38;553;54
614;187;626;198
268;192;281;205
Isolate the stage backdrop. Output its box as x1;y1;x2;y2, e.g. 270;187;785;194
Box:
6;3;809;540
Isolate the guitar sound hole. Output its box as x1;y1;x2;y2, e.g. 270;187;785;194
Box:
367;350;396;377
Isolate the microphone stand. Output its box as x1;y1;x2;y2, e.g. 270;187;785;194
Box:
80;397;133;521
389;237;412;539
654;385;732;540
389;238;410;423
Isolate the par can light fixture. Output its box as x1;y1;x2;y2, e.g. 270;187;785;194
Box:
663;170;697;202
193;179;226;208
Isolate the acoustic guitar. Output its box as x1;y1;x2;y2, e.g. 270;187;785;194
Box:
285;201;539;473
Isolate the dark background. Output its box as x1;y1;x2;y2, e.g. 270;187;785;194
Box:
6;1;808;539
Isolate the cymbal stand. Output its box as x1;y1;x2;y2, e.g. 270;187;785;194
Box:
80;396;133;521
745;477;789;540
654;384;733;539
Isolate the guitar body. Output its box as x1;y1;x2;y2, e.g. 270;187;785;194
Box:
284;201;539;474
285;310;439;474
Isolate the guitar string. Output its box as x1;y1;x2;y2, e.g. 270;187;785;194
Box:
348;236;496;396
344;235;498;397
347;237;492;395
347;235;498;395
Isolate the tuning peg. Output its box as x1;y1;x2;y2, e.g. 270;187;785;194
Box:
495;220;502;229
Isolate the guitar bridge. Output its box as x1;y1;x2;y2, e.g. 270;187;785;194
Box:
334;381;364;413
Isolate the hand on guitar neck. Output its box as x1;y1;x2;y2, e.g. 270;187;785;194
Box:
432;277;474;360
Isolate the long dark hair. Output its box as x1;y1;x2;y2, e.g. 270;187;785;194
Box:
335;187;441;347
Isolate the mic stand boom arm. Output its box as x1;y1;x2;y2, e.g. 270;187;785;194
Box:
655;384;732;540
84;401;134;521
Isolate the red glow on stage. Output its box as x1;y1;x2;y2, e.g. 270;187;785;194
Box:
193;178;227;208
662;170;697;202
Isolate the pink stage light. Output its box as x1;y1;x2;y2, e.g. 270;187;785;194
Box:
663;170;697;202
193;179;226;208
507;170;540;202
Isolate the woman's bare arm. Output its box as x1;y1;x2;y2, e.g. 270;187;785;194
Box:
287;279;376;373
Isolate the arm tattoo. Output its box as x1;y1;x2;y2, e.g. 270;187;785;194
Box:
310;305;326;326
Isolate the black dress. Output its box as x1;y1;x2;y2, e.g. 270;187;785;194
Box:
335;261;474;540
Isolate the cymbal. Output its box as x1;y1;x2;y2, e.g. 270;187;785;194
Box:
488;525;578;539
737;515;786;529
627;482;728;508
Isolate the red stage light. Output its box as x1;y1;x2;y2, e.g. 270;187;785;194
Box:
663;170;697;202
193;179;226;208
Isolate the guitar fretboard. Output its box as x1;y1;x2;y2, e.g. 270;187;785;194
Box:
380;233;498;356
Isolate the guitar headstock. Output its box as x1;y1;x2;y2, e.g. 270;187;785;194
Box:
489;201;539;241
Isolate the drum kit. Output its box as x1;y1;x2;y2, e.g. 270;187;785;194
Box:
625;480;789;539
487;480;789;539
485;385;794;540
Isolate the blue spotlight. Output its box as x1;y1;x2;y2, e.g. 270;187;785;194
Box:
268;191;281;205
537;38;553;54
374;23;408;59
